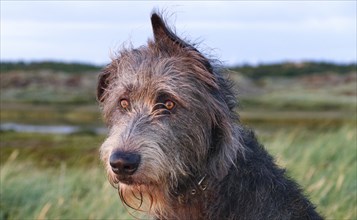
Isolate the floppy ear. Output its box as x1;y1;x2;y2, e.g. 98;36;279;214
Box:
151;12;213;72
97;69;111;103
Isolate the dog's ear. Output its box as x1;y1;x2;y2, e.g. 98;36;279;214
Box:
97;68;111;103
151;12;192;50
151;12;213;73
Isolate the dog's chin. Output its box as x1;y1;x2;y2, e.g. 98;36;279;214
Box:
117;176;138;186
109;174;134;186
109;172;152;187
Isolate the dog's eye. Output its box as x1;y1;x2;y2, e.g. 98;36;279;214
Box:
164;100;175;110
120;99;130;109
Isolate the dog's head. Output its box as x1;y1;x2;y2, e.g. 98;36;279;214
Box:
96;11;242;216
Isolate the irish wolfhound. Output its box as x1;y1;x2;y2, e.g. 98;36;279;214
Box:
97;11;323;220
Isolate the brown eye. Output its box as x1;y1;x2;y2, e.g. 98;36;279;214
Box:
120;99;130;109
164;100;175;110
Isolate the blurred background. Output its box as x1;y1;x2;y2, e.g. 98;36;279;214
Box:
1;1;356;219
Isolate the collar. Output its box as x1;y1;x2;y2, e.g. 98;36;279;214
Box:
178;174;208;204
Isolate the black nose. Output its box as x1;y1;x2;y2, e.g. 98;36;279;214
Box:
109;151;141;176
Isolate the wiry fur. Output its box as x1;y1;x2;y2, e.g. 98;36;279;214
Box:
97;11;323;220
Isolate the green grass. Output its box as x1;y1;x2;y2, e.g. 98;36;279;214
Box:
0;132;103;168
0;156;133;220
1;124;356;219
0;133;143;220
0;103;102;126
257;125;356;219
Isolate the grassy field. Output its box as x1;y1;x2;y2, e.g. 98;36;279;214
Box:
1;118;356;219
1;62;356;219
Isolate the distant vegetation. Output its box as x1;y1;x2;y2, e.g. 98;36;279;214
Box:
0;61;102;74
1;61;356;108
1;61;356;77
231;62;356;79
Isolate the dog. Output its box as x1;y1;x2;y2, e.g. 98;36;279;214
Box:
97;11;323;220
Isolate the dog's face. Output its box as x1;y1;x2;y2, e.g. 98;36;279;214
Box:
98;58;215;185
97;12;239;213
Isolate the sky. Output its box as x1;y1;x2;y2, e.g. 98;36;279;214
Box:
1;1;356;66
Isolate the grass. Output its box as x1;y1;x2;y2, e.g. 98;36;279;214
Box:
257;124;356;219
0;133;139;220
0;155;132;220
0;132;103;168
1;123;356;219
0;103;102;126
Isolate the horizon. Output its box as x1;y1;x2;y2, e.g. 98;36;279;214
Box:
1;59;356;69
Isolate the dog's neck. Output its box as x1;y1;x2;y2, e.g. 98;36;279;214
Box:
152;174;212;220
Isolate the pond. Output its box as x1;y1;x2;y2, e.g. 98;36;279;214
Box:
0;123;106;135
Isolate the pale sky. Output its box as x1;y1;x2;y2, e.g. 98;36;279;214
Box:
1;1;356;66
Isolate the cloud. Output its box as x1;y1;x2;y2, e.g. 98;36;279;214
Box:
176;16;354;32
1;1;356;65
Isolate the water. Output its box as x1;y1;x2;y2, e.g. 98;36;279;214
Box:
0;123;106;135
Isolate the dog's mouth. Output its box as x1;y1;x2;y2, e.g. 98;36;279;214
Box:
116;175;135;185
110;173;134;185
